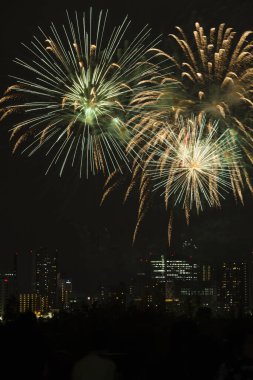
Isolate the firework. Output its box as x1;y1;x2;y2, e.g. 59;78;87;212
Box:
103;115;245;243
111;22;253;243
146;116;243;214
144;23;253;164
1;9;159;177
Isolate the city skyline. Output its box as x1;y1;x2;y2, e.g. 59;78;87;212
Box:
1;238;253;293
1;248;253;317
0;0;253;293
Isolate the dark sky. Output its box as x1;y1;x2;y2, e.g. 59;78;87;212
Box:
0;0;253;293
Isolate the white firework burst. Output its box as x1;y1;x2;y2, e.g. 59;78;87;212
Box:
1;8;160;177
146;116;243;213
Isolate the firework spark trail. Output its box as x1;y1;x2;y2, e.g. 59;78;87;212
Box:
1;9;162;177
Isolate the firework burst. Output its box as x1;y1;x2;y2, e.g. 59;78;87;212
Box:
147;116;243;214
103;115;245;243
108;22;253;243
162;23;253;115
146;23;253;163
1;9;159;177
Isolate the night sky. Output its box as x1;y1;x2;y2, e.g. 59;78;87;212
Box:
0;0;253;293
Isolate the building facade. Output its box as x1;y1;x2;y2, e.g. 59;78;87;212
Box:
35;247;58;311
218;261;249;315
58;275;73;310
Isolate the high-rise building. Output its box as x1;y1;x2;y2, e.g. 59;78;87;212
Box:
19;293;49;314
149;255;199;308
0;277;9;317
150;255;198;283
150;255;166;283
149;255;216;310
19;293;39;313
218;261;249;314
179;263;217;309
58;275;72;310
35;247;58;311
127;257;151;307
16;250;36;294
166;259;198;282
0;272;17;318
16;248;58;312
201;264;213;282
